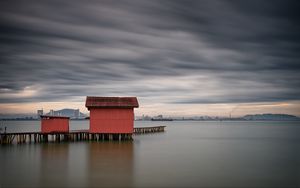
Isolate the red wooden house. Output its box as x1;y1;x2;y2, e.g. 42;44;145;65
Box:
85;96;139;133
41;115;70;133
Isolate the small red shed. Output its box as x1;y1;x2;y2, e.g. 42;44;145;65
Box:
41;115;70;133
85;96;139;133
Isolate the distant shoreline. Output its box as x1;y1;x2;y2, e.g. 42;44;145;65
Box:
1;119;299;122
0;118;87;121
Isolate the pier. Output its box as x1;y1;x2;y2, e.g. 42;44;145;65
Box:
134;126;166;134
0;126;166;145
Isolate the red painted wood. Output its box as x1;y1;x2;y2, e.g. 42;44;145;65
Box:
41;118;69;133
89;108;134;133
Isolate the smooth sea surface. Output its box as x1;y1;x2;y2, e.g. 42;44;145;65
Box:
0;120;300;188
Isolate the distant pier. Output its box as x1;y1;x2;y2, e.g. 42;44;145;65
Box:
0;126;166;145
134;126;166;134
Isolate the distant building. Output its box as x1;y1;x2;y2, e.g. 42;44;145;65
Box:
49;109;54;116
157;115;163;119
141;114;152;121
37;109;43;119
74;109;80;119
85;96;139;133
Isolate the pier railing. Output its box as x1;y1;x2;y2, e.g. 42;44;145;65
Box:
0;126;166;145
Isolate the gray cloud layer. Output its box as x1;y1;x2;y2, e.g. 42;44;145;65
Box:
0;0;300;105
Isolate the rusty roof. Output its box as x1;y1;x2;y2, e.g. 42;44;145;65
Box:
85;96;139;109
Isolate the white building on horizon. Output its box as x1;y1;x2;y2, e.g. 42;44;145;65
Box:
37;109;43;119
74;109;80;119
49;109;54;116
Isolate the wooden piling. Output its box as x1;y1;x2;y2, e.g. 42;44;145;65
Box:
0;126;166;145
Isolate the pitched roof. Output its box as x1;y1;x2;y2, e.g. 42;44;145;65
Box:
85;96;139;109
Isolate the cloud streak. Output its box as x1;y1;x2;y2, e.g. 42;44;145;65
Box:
0;0;300;114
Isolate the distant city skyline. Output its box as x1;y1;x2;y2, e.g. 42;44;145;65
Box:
0;1;299;116
1;109;299;121
0;101;299;117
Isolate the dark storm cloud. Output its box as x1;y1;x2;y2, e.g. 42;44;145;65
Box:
0;0;299;104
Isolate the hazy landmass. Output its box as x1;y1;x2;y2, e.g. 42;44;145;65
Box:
137;114;300;121
0;108;87;120
242;114;300;121
0;111;299;121
44;108;86;118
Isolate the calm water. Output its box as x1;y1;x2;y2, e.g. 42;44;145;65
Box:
0;121;300;188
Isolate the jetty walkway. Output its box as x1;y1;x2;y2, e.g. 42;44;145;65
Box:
0;126;166;145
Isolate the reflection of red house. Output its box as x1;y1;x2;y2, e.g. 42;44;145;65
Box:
85;97;139;133
41;115;69;133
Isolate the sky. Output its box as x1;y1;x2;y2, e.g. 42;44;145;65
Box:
0;0;300;117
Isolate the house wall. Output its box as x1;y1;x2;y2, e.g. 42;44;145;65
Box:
89;108;134;133
41;118;69;133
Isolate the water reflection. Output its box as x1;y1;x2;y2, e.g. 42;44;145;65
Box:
38;141;134;187
2;121;299;188
87;142;134;188
39;143;70;187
